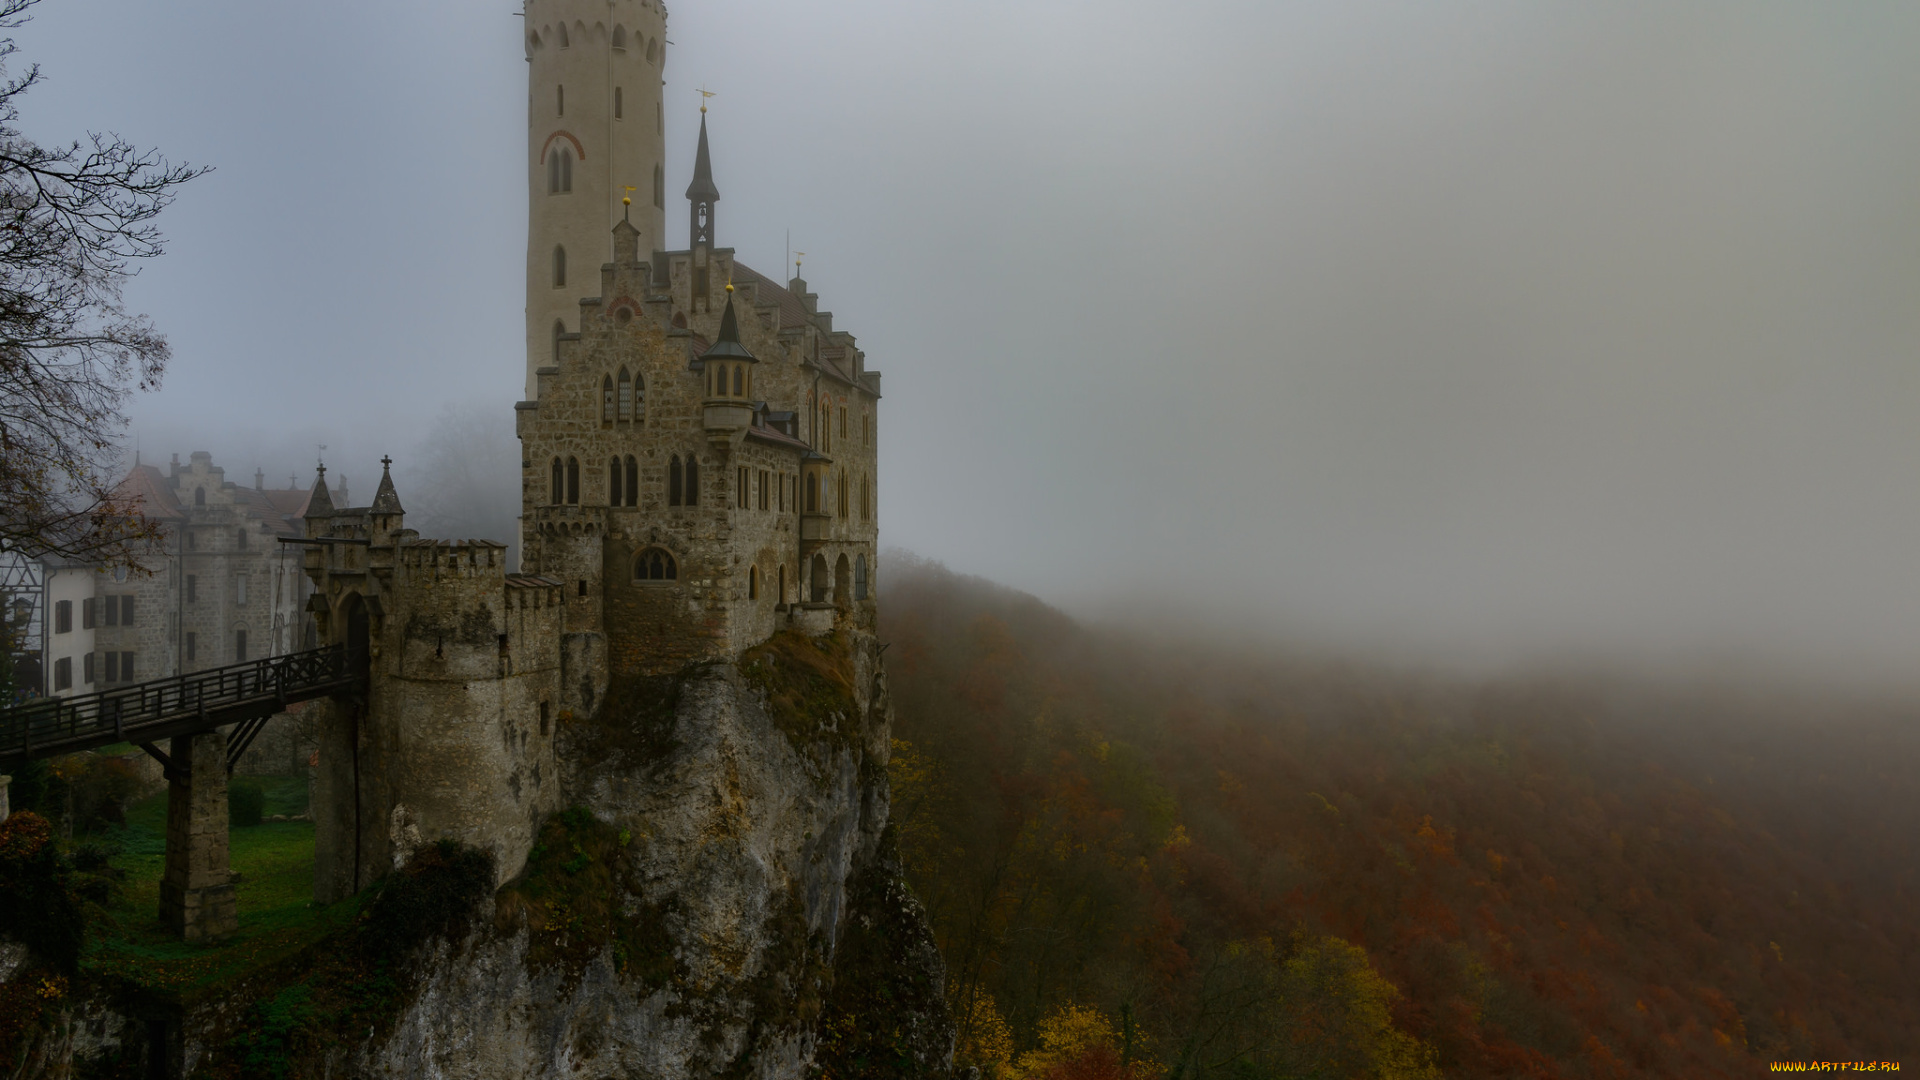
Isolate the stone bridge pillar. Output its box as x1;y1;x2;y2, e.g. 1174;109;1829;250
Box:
158;732;237;942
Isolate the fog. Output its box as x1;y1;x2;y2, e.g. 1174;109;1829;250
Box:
14;2;1920;682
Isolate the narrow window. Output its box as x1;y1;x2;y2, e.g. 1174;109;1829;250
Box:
733;365;744;396
615;86;624;119
855;556;869;601
862;475;871;522
548;149;561;193
840;406;847;440
864;410;870;446
235;629;247;663
603;374;616;423
618;368;632;421
236;574;248;606
738;467;748;509
646;37;657;63
566;456;580;504
82;597;95;630
553;319;565;363
653;164;664;208
55;599;70;632
612;25;626;50
839;472;848;517
778;565;786;605
685;457;700;505
195;487;206;507
610;457;623;506
54;657;70;691
557;22;569;48
633;371;645;418
669;455;683;506
806;473;818;513
186;576;198;605
778;472;786;512
749;565;758;600
557;84;565;116
551;457;564;504
554;245;567;287
625;455;638;507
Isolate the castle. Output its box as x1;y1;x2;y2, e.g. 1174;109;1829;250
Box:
291;0;882;907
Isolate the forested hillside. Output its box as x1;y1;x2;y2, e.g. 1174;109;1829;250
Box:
881;556;1920;1079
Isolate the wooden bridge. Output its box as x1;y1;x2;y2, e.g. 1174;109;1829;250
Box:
1;645;364;772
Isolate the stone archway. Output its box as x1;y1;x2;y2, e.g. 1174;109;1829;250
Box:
810;553;829;603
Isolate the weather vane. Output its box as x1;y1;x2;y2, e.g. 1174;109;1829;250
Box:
696;85;716;113
794;251;805;277
622;183;636;220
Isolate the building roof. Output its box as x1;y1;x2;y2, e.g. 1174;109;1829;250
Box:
685;113;720;203
116;464;184;520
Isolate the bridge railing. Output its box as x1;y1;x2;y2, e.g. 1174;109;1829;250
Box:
2;645;360;759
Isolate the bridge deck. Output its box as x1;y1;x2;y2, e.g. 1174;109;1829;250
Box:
2;645;363;764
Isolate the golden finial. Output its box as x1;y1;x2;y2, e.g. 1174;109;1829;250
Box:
622;184;636;207
794;251;805;276
696;85;716;114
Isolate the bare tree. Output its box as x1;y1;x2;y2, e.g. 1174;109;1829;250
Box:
0;0;206;566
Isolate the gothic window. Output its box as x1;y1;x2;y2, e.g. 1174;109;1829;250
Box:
749;565;758;600
839;406;847;440
566;456;580;504
615;87;624;119
685;456;700;505
553;245;567;287
602;375;615;423
653;164;664;208
557;22;569;48
634;547;676;581
625;455;637;506
551;457;564;504
855;555;868;601
646;37;657;63
609;457;623;506
618;368;633;421
611;25;626;50
669;454;683;506
632;370;645;418
732;364;744;396
548;148;573;194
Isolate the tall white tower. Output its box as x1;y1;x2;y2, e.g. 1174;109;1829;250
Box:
523;0;669;398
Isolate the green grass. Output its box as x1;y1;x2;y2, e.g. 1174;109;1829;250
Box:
78;775;364;999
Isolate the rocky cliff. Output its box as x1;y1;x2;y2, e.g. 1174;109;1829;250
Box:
3;628;952;1079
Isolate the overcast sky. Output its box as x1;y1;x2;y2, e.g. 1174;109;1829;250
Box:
13;1;1920;682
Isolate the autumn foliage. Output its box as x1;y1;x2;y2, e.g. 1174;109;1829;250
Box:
881;556;1920;1078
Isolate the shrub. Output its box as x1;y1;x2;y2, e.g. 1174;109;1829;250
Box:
230;777;265;827
0;812;84;971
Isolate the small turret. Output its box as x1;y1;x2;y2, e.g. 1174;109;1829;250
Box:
702;285;758;444
370;456;405;545
687;111;719;250
304;465;335;521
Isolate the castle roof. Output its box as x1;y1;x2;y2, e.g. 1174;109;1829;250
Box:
115;464;183;520
685;113;720;203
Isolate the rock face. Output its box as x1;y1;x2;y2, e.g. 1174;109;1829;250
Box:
348;628;949;1078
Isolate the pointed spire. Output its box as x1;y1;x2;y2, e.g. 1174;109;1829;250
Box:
304;465;335;519
371;455;403;515
687;111;719;250
686;112;720;203
700;284;757;364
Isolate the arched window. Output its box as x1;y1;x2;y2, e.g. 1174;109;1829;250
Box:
653;164;664;209
609;457;623;506
553;319;565;363
617;368;632;421
733;364;744;396
669;454;683;506
566;456;580;504
557;22;570;48
611;24;626;49
195;487;206;507
553;245;567;287
685;456;700;505
855;555;868;601
633;370;645;419
634;547;676;581
645;37;657;63
602;375;615;423
550;457;564;504
625;455;638;507
749;565;758;600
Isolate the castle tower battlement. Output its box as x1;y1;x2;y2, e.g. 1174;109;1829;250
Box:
524;0;669;399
